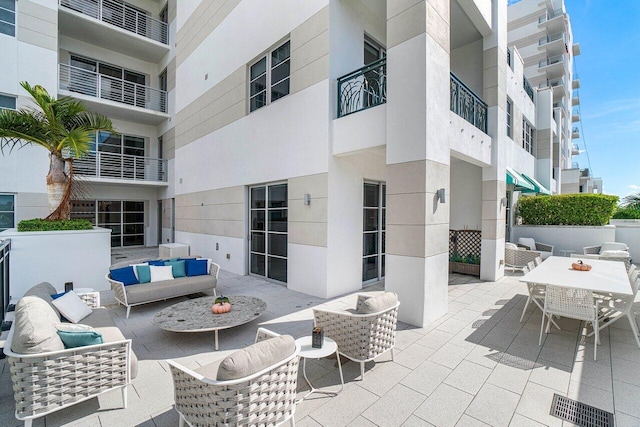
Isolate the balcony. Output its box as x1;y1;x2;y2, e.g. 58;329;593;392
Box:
523;76;534;101
538;54;567;76
59;63;169;125
58;0;169;62
450;73;487;133
337;58;386;118
538;32;566;56
572;127;580;139
571;144;580;155
572;79;580;89
538;8;564;27
74;151;168;185
572;95;580;106
572;111;580;122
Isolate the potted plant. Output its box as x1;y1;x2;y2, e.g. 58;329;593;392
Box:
0;82;116;223
449;253;481;276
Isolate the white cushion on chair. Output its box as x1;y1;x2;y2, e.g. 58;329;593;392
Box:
539;251;553;260
600;250;630;258
518;238;537;251
600;242;628;253
51;291;93;324
505;242;519;250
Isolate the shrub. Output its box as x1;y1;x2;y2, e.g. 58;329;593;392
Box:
518;194;618;226
18;219;93;232
612;206;640;219
450;254;481;264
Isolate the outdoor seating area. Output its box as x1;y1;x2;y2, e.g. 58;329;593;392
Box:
1;256;640;426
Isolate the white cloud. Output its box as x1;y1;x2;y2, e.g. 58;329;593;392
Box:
629;184;640;191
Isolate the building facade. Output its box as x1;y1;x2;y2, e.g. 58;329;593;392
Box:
1;0;584;327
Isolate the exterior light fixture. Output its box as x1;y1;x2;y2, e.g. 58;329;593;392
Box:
304;193;311;205
436;188;446;203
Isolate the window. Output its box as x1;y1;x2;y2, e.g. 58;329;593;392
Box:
0;94;16;111
363;182;386;283
0;0;15;37
364;34;385;65
159;68;167;92
0;194;14;231
70;200;145;247
506;98;513;138
249;41;290;112
522;119;535;154
159;3;168;23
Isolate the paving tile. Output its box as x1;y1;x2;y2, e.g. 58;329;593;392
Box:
395;329;424;350
400;360;452;396
611;356;640;386
486;361;531;394
538;343;576;368
456;414;491;426
515;382;564;427
443;360;492;395
393;343;436;369
508;413;546;426
567;380;614;413
529;361;571;393
464;345;503;369
307;384;378;426
569;360;612;392
346;416;377;427
357;358;412;397
402;415;436;426
436;317;471;335
417;329;455;350
361;384;426;427
465;383;521;427
414;383;473;427
613;380;640;418
428;342;473;369
615;411;640;427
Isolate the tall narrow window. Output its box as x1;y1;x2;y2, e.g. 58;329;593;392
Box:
523;119;535;154
159;68;167;92
363;182;386;284
0;194;14;231
364;34;385;65
0;0;15;37
159;3;168;23
506;98;513;138
249;41;290;112
0;94;16;111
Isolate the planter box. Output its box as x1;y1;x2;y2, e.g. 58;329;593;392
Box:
449;261;480;276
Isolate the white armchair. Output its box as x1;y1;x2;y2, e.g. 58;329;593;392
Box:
505;242;542;272
517;237;554;259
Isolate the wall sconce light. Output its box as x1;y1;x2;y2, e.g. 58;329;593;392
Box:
500;197;507;207
436;188;446;204
304;193;311;206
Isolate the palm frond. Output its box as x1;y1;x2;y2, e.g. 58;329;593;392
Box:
623;193;640;209
0;109;52;153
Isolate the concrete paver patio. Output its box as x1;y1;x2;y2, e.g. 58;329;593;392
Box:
1;259;639;426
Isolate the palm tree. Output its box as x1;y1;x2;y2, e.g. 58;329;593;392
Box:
623;193;640;209
0;82;115;220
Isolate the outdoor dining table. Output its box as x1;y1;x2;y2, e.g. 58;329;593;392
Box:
520;256;632;296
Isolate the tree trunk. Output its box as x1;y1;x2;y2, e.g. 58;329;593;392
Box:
46;154;69;219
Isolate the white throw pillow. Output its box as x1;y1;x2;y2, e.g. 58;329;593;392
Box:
150;265;174;282
600;242;628;253
518;238;537;251
54;323;96;332
51;291;93;324
600;250;630;257
505;242;519;250
130;262;149;280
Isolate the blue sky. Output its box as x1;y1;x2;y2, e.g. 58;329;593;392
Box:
562;0;640;200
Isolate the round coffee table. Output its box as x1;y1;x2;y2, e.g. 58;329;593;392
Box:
153;295;267;350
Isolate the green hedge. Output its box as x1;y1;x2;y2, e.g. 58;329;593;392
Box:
518;194;618;226
612;206;640;219
18;219;94;232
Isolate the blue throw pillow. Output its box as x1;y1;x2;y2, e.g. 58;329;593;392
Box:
51;292;68;300
147;260;165;266
110;266;139;286
57;330;104;348
186;259;208;277
165;260;186;278
136;265;151;283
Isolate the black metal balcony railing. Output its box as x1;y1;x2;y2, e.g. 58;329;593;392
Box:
337;58;387;118
74;151;168;182
59;0;168;45
0;239;10;324
523;76;534;101
450;73;487;133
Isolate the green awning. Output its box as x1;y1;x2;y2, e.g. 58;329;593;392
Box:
521;173;552;195
506;167;535;191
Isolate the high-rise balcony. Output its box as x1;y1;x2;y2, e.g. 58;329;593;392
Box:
538;54;567;76
523;76;534;101
74;151;168;184
572;111;580;122
58;0;169;62
538;32;566;56
337;58;387;118
572;79;580;89
450;73;487;133
59;63;169;124
571;144;580;155
572;127;580;139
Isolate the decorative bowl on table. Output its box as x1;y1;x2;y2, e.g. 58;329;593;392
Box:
211;295;232;314
571;260;592;271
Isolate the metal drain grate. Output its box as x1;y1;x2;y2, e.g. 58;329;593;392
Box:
550;394;614;427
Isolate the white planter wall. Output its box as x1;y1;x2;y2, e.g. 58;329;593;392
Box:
611;220;640;262
510;225;616;255
0;227;112;298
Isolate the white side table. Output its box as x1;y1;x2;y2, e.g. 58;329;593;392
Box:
295;336;344;401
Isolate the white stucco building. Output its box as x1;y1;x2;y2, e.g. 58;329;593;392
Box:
0;0;585;326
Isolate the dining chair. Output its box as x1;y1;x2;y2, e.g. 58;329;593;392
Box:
591;276;640;349
628;264;637;278
540;285;600;360
534;256;543;267
527;261;536;271
519;282;561;330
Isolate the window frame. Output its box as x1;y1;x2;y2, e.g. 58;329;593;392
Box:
0;194;15;231
0;0;16;38
249;40;291;113
0;93;16;111
506;98;513;138
522;118;535;154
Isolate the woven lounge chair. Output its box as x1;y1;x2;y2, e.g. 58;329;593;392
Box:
505;242;541;272
167;328;300;427
313;292;399;380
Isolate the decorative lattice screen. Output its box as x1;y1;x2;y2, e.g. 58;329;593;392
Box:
449;229;482;257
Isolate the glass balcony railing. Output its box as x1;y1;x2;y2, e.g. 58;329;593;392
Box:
59;0;168;45
450;73;487;133
523;76;534;101
337;58;387;118
539;32;565;46
59;64;168;113
74;151;168;182
538;8;563;24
